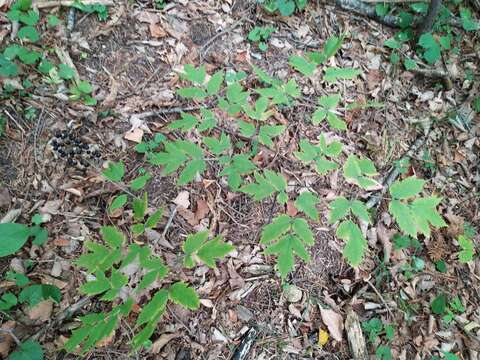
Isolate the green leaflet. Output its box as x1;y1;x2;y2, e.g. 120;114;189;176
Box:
169;282;200;310
457;235;475;263
9;340;43;360
289;55;316;76
109;194;127;213
336;220;367;267
102;161;124;182
342;154;379;189
323;67;361;82
182;231;235;268
0;223;31;257
260;215;315;278
18;284;61;306
307;34;344;65
294;191;320;221
241;170;287;203
389;176;425;199
311;93;347;130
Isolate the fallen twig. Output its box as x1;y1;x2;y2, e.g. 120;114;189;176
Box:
0;328;21;346
410;67;453;89
30;296;91;341
366;124;432;209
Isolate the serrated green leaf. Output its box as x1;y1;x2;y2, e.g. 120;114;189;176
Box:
183;231;209;256
169;282;199;310
458;235;475;263
133;192;148;221
58;64;75;80
289;55;316;76
145;209;163;229
178;159;206;185
207;71;224;95
327;112;347;130
197;236;235;268
336;220;367;267
109;194;127;213
292;218;314;245
323;67;361;82
390;176;426;199
76;241;122;273
264;235;295;278
308;35;343;65
260;215;291;244
19;284;61;306
136;289;168;326
431;293;447;314
295;191;320;221
102;161;124;182
130;173;152;191
258;124;285;148
177;87;207;99
183;64;206;85
315;157;338;175
203;132;231;155
389;200;417;238
100;226;124;248
18;25;39;42
169;113;198;131
350;200;370;223
237;120;256;137
319;93;341;108
329;197;350;223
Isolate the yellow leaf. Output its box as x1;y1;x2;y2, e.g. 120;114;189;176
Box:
318;329;329;346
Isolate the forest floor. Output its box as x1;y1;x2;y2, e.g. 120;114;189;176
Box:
0;0;479;359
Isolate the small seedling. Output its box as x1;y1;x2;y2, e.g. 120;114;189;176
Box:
248;26;275;51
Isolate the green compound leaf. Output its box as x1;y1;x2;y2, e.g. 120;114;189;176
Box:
109;194;128;214
148;140;206;185
169;282;200;310
132;192;148;221
289;55;316;76
203;132;231;155
0;223;31;257
294;191;320;221
410;196;446;237
431;293;447;315
323;67;361;82
102;161;124;182
145;208;163;229
241;170;287;203
294;136;341;175
418;32;441;65
182;64;206;85
76;241;122;273
336;220;367;267
58;63;75;80
9;340;44;360
261;215;315;278
258;124;285;148
350;200;370;223
219;154;256;190
183;231;234;268
458;235;475;263
389;176;426;199
169;112;198;131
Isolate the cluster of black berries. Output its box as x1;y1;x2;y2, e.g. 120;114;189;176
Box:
49;129;101;169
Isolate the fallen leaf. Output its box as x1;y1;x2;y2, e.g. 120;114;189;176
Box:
177;206;196;226
319;306;343;342
150;332;181;354
65;188;83;197
150;23;167;38
194;199;210;222
173;191;190;208
0;320;15;357
124;128;144;143
318;329;329;346
40;200;62;215
286;200;298;216
27;300;52;322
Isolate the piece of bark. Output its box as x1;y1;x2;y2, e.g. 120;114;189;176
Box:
345;309;368;360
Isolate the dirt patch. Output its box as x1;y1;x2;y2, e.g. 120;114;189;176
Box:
190;21;216;46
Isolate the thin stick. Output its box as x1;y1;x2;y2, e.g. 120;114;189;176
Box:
364;279;394;319
158;206;177;244
30;296;91;340
0;328;21;346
